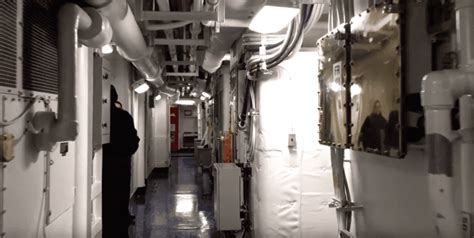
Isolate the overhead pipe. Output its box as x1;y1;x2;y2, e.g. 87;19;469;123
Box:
190;0;203;72
33;3;112;150
144;20;193;31
155;0;179;73
421;0;474;237
86;0;180;95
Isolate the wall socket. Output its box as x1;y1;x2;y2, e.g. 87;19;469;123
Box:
288;134;296;147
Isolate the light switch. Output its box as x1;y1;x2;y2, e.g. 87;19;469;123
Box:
288;134;296;148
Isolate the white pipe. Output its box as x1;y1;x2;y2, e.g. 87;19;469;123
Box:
424;107;460;238
144;20;192;31
421;0;474;236
460;95;474;233
190;0;203;72
87;0;178;94
155;0;179;73
74;46;93;238
38;4;111;144
456;0;474;71
201;18;250;28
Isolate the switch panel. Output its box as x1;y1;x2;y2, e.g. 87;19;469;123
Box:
1;133;15;162
288;133;297;148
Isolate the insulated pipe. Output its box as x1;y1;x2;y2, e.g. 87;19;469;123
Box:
49;3;112;143
202;28;244;73
201;18;250;28
144;20;192;31
87;0;179;95
190;0;203;72
421;0;474;236
424;107;460;238
422;70;474;238
87;0;163;84
456;0;474;71
459;95;474;229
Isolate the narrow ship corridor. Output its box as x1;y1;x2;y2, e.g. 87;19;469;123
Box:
131;155;216;238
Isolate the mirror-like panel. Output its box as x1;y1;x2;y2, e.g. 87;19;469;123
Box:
317;25;350;148
350;7;404;157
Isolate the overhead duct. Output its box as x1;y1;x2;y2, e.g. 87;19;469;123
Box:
86;0;178;95
202;27;245;73
33;3;112;150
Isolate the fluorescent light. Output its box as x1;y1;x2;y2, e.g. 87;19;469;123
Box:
155;94;162;101
249;6;300;34
132;79;150;94
134;83;149;94
175;99;195;106
329;82;342;92
101;44;114;54
351;84;362;96
201;91;211;99
222;53;231;61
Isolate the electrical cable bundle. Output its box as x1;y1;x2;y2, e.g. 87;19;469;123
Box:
245;4;325;76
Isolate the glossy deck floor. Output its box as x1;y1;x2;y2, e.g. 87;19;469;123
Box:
132;156;217;238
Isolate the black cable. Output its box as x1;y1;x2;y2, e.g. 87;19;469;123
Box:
267;6;306;68
238;79;251;128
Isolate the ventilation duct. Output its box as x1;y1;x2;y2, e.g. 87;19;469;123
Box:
86;0;179;96
202;28;245;73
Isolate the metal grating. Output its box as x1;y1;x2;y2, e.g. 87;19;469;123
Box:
0;0;18;88
22;0;61;94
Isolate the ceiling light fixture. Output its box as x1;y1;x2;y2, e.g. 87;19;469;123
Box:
101;44;114;54
175;99;196;106
201;91;211;99
132;79;150;94
249;3;300;34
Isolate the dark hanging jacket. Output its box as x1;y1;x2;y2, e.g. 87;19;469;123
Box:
103;105;140;160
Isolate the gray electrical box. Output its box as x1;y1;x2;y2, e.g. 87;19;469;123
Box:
213;163;242;231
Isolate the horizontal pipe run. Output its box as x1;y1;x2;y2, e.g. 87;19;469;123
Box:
165;72;199;77
144;20;192;31
153;38;207;46
161;61;198;66
142;11;218;21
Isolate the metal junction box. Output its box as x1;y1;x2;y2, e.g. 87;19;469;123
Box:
213;163;242;231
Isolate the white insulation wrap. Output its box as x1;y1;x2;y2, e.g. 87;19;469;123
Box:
251;51;338;237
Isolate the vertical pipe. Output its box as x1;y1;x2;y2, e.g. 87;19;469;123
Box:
460;95;474;236
73;46;94;238
425;108;461;238
455;0;474;71
330;147;347;231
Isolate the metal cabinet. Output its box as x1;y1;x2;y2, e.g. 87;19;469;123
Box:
213;163;242;231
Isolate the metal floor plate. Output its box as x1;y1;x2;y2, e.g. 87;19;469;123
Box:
132;157;217;238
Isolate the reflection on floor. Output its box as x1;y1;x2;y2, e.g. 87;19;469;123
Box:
132;156;216;238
